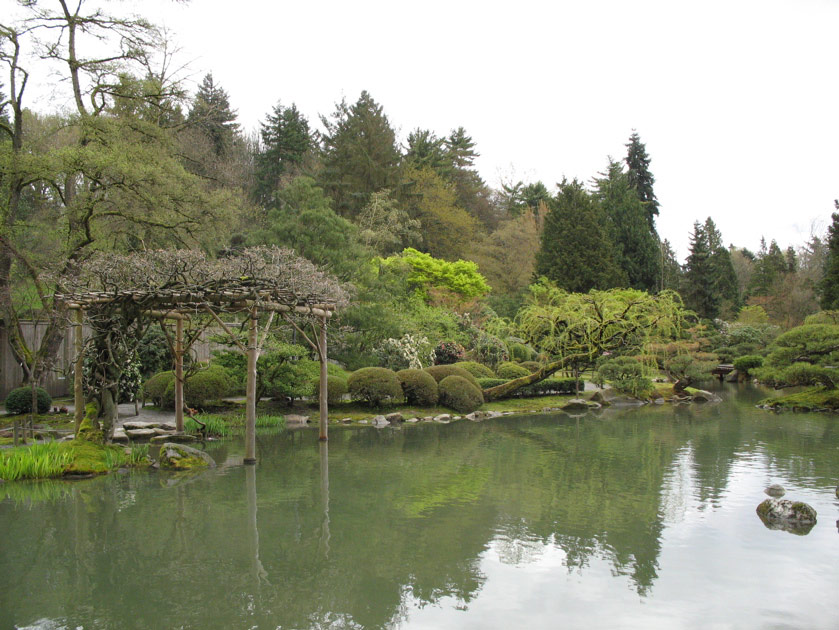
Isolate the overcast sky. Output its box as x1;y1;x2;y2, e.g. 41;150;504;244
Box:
19;0;839;261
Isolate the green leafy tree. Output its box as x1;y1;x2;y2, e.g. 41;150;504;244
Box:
754;324;839;389
624;131;659;231
377;248;490;301
535;178;625;292
319;91;401;219
819;211;839;310
594;159;660;291
254;101;311;205
357;189;422;255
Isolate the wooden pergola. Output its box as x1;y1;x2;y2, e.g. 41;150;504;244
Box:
54;247;347;464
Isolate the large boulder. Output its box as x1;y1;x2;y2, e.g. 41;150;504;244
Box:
756;498;817;535
158;443;216;470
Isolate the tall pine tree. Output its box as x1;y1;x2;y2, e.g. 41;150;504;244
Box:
535;178;625;292
625;131;659;231
682;221;720;319
819;211;839;309
254;101;311;205
187;73;239;157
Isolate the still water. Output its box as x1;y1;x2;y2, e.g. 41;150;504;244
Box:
1;384;838;629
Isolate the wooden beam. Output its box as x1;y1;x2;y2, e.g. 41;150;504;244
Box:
244;306;258;465
318;317;328;442
174;317;184;433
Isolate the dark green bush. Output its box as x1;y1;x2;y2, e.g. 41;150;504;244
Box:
313;375;348;405
454;361;495;379
142;371;174;407
397;369;439;406
438;375;484;413
211;351;247;395
519;361;542;373
433;341;465;365
348;367;403;407
595;357;652;398
733;354;764;376
424;365;480;389
5;386;52;415
477;377;509;389
519;378;581;396
496;362;531;379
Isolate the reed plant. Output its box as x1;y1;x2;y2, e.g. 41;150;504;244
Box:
0;442;72;481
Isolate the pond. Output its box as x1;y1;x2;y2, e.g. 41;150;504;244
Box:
1;384;838;629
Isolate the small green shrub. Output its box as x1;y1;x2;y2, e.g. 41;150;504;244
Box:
454;361;495;378
733;354;764;376
5;386;52;415
142;371;174;407
312;375;348;405
496;362;531;379
348;367;403;407
519;378;581;396
424;365;480;388
519;361;542;373
397;369;439;406
144;365;231;410
438;375;484;413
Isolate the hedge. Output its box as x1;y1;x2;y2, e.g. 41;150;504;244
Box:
453;361;495;379
313;375;348;405
397;369;439;406
424;365;480;389
5;386;52;415
438;375;484;413
143;365;232;410
348;367;403;407
476;377;581;396
496;362;531;379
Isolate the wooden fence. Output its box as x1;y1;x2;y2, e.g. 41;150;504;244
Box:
0;321;214;400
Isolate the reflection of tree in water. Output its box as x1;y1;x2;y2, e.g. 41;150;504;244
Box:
3;396;839;628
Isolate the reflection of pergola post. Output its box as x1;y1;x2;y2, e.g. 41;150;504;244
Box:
319;316;328;441
174;317;184;433
245;306;258;465
73;308;84;436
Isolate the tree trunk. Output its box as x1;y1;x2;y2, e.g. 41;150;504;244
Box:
483;358;568;401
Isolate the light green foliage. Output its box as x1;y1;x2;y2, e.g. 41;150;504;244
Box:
0;442;72;481
508;342;533;362
358;189;422;255
737;305;770;325
347;367;404;407
378;248;490;300
595;357;654;398
396;369;439;406
5;386;51;415
438;375;484;413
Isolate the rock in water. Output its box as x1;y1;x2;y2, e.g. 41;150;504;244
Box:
764;484;786;497
756;498;817;535
158;443;216;469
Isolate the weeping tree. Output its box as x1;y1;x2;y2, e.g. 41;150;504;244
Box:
60;247;348;443
483;280;688;401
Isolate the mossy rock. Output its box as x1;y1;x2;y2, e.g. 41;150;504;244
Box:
158;443;216;470
76;401;103;444
756;498;817;535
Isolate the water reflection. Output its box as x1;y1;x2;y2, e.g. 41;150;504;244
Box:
1;385;838;629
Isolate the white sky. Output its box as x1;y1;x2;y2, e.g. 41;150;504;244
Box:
14;0;839;261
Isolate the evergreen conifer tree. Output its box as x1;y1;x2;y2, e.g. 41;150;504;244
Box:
819;211;839;309
682;221;720;319
254;101;311;204
187;73;239;157
535;178;625;292
625;131;659;231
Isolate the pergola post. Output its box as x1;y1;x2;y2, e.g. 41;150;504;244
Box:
174;317;184;433
73;308;84;436
318;316;328;441
244;306;258;464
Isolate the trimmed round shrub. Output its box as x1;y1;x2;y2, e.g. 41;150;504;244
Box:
520;361;542;373
424;365;480;389
454;361;495;379
313;375;348;405
496;362;531;379
509;342;533;362
142;371;174;407
477;377;508;389
733;354;764;376
348;367;403;407
397;369;439;406
5;386;52;415
438;375;484;413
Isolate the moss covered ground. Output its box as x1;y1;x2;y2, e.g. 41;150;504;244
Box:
758;387;839;412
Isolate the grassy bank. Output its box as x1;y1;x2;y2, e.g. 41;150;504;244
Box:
0;441;149;481
758;387;839;412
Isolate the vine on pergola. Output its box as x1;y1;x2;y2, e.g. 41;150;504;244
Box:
56;246;349;446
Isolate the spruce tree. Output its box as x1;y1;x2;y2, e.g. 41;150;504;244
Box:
703;217;739;311
319;91;401;219
625;131;659;231
819;211;839;309
254;101;311;205
682;221;720;319
535;178;625;292
594;159;660;291
187;73;239;157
